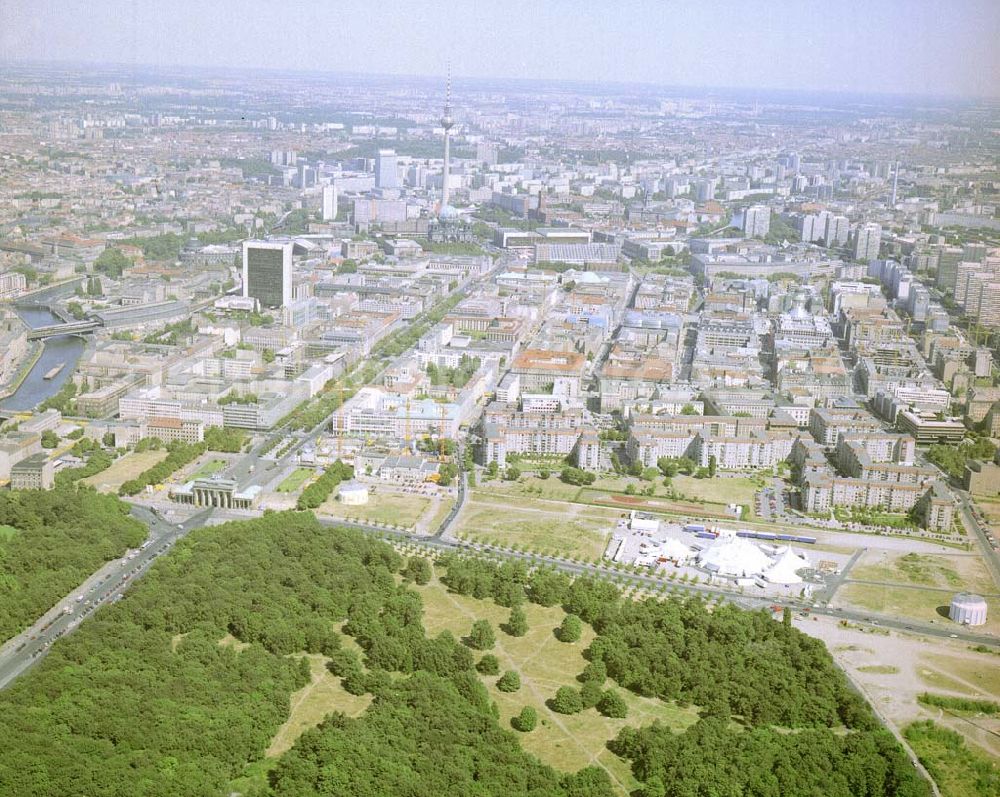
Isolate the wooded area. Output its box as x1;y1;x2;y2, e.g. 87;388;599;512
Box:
0;487;145;643
0;514;932;797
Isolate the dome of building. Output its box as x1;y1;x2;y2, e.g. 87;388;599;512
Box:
439;204;461;219
338;480;369;506
949;593;988;626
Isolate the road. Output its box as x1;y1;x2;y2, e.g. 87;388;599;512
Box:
0;257;514;689
223;255;512;493
316;518;1000;649
3;494;997;694
0;505;213;690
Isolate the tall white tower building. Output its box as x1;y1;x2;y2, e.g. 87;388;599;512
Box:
322;182;338;221
742;205;771;238
440;68;455;214
375;149;399;190
853;222;882;263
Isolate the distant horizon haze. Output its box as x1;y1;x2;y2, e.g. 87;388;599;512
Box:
2;0;999;99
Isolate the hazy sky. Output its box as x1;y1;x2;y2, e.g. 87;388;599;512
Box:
3;0;999;97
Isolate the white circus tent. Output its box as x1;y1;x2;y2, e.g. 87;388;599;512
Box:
763;546;810;584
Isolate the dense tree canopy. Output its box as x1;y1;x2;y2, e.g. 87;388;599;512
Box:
0;486;145;643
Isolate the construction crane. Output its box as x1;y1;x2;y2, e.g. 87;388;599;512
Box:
404;397;412;448
439;403;448;462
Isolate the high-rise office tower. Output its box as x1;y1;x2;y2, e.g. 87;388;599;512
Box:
694;178;715;202
935;246;963;292
742;205;771;238
963;242;988;262
820;213;850;247
440;68;455;213
243;241;293;309
476;140;499;166
853;222;882;263
375;149;399;190
322;182;339;221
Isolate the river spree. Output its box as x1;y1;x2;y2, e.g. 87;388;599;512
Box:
0;308;85;412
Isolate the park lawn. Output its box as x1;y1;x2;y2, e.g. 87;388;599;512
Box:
276;467;316;494
82;449;168;493
265;653;372;758
457;497;616;560
851;551;996;595
0;524;18;541
191;458;228;479
836;583;1000;636
318;491;431;529
415;573;699;795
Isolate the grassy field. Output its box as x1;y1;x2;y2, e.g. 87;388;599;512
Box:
905;720;1000;797
857;664;900;674
276;467;316;494
921;653;1000;699
82;449;168;493
836;583;1000;636
458;495;617;559
425;498;457;534
318;491;431;529
266;653;372;757
0;524;18;541
669;475;760;506
851;551;997;595
481;474;761;512
579;489;738;520
191;458;228;479
414;572;699;794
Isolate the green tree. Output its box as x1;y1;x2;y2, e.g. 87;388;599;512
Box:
93;247;131;278
550;686;584;714
262;348;276;364
402;556;432;585
476;654;500;675
467;619;495;650
505;605;528;637
597;689;628;718
512;705;537;732
580;680;604;709
40;430;59;449
497;670;521;693
558;614;582;643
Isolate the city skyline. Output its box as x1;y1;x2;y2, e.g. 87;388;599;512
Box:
2;0;999;98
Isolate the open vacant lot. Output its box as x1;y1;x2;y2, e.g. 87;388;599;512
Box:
318;490;431;529
415;572;699;794
835;582;1000;636
478;473;760;514
809;613;1000;769
82;450;168;493
458;494;618;559
851;550;997;595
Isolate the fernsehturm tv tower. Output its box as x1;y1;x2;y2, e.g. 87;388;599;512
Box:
439;66;455;215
